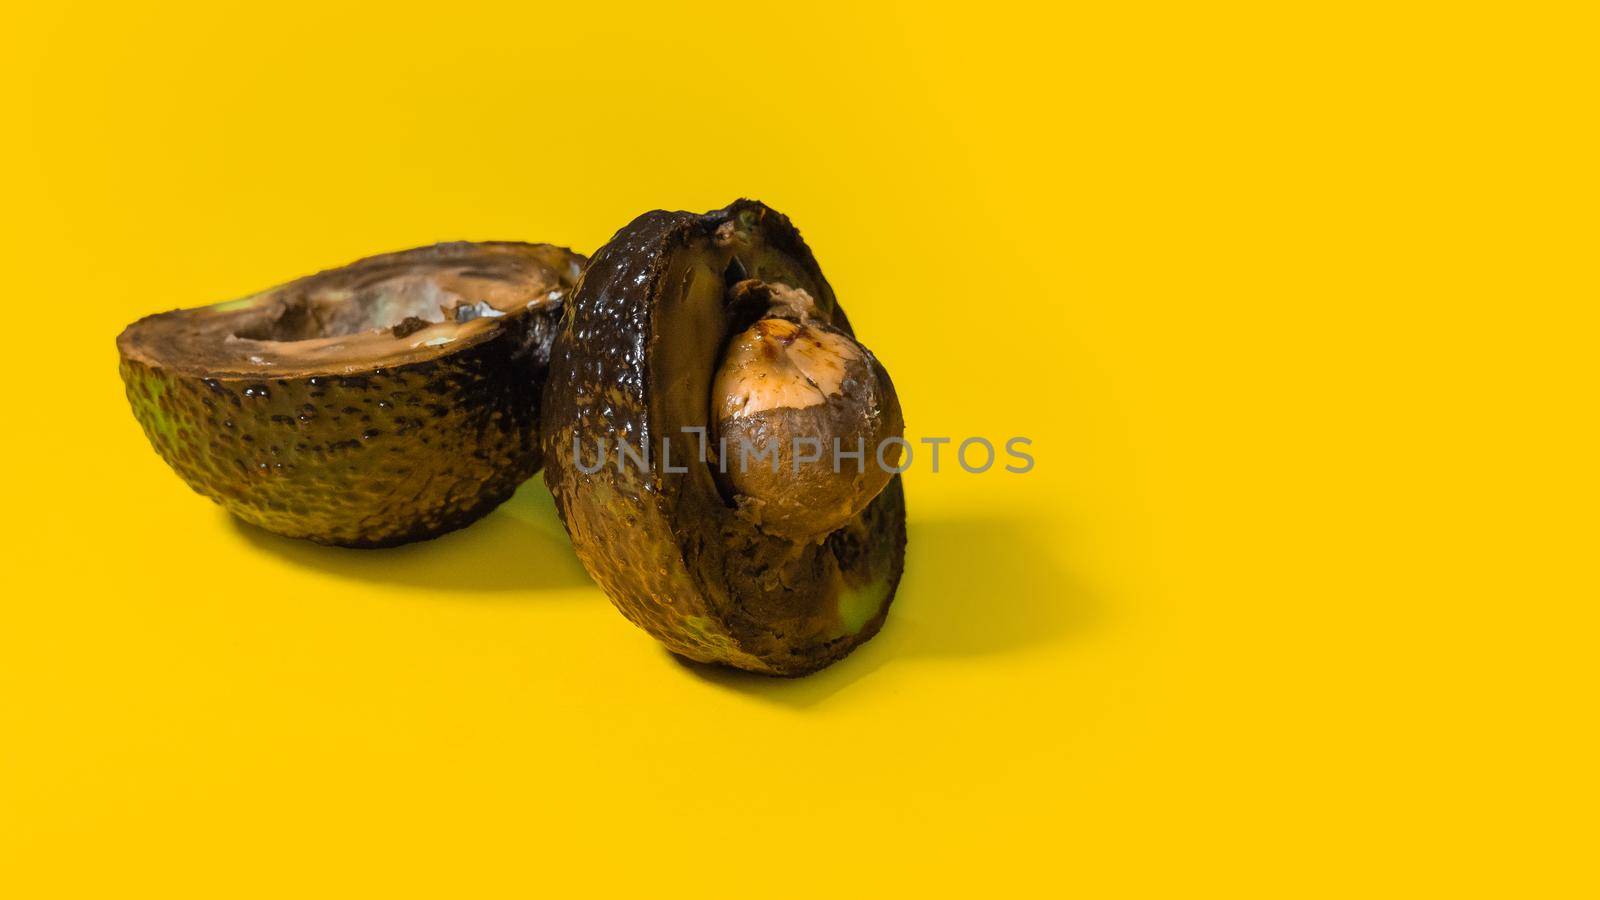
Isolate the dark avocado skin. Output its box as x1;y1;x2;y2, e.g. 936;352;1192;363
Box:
118;244;583;548
540;200;907;676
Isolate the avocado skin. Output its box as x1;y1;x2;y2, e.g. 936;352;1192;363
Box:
541;200;907;676
118;252;576;548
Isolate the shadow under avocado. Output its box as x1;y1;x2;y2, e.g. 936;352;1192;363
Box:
230;480;594;594
674;514;1098;708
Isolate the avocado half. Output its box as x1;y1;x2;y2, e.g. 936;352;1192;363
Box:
118;241;586;548
541;201;907;676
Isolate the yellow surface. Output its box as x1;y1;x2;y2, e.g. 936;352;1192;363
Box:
2;2;1592;895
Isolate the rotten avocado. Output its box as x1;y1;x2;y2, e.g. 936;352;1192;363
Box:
541;200;907;676
118;241;586;547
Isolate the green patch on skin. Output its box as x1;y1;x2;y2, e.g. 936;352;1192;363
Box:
683;615;717;641
210;295;261;312
135;376;179;445
837;572;891;635
680;614;751;662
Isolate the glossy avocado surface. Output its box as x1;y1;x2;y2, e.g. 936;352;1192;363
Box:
541;200;906;676
118;241;586;548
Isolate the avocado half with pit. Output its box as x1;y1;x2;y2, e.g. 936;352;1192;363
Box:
541;200;907;676
118;241;586;548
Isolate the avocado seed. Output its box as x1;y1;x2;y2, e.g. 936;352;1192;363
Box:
712;284;903;540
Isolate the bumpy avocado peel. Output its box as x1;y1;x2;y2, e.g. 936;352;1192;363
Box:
118;242;585;548
540;200;907;676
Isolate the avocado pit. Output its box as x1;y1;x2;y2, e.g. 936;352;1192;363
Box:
711;280;904;540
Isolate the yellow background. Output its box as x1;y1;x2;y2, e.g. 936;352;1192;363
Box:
3;2;1593;895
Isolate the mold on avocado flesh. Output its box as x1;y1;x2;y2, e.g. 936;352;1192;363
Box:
118;241;586;548
540;201;907;676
